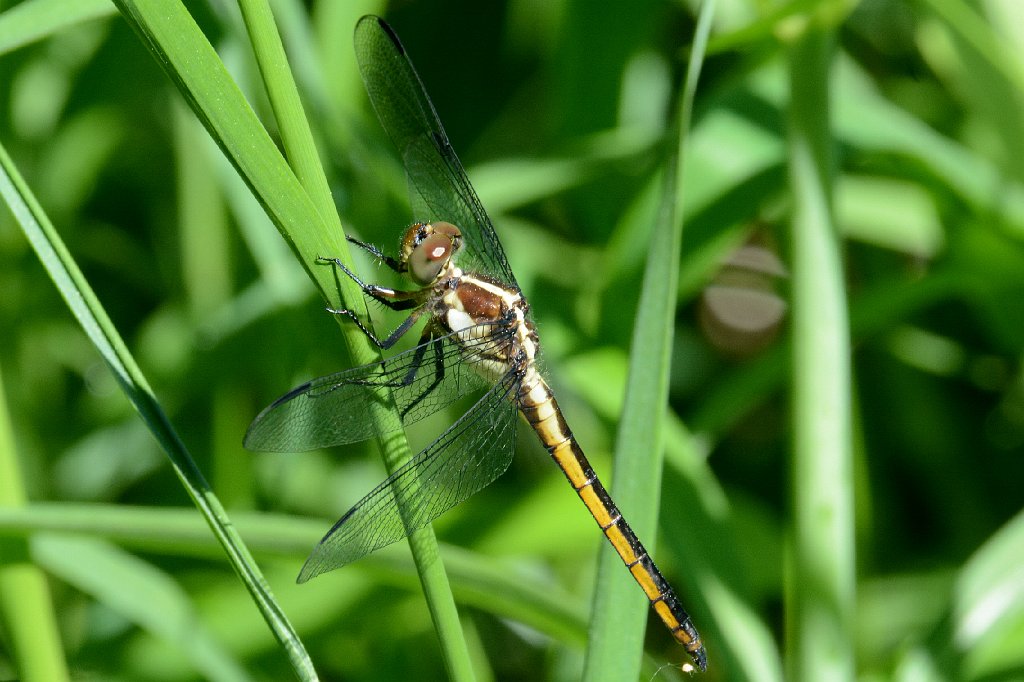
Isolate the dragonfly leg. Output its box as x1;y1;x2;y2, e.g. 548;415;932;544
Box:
345;235;404;273
397;336;446;419
325;306;424;350
333;329;446;421
317;256;422;311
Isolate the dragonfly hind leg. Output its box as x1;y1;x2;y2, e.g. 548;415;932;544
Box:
396;336;446;419
339;330;447;421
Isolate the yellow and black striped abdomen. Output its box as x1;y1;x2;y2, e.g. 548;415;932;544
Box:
516;375;707;671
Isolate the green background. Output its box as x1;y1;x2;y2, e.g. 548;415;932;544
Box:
1;0;1023;680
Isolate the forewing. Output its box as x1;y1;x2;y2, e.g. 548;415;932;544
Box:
244;324;508;452
297;370;520;581
353;15;518;288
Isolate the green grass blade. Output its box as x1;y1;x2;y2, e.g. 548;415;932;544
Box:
786;11;856;682
236;0;332;215
174;98;232;320
0;140;317;680
583;1;716;679
0;361;69;682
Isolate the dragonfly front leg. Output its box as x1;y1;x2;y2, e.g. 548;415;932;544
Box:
346;235;404;274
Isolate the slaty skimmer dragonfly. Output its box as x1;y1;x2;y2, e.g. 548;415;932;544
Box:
245;15;707;672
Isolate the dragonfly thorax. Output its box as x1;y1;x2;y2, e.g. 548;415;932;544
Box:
401;221;463;286
433;268;535;385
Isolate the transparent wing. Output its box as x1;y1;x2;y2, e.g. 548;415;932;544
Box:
297;370;520;580
244;323;510;452
354;15;519;288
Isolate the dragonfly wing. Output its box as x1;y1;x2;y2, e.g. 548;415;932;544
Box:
297;370;520;581
244;324;508;452
353;15;519;288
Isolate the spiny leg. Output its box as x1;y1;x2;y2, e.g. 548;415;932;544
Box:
346;235;404;273
325;305;424;351
317;256;422;311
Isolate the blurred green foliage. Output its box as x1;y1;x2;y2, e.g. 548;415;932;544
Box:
1;0;1023;680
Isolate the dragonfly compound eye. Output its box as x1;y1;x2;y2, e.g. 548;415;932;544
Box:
429;221;463;252
408;230;456;285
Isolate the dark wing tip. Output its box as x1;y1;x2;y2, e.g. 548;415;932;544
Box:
355;14;373;34
374;16;406;56
354;15;403;54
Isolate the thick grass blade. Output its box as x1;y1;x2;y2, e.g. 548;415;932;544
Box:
0;140;316;680
785;9;856;682
583;1;717;679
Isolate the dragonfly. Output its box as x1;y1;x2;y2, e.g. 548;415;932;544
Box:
245;14;707;673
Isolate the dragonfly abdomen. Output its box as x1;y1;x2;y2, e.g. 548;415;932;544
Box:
518;378;707;671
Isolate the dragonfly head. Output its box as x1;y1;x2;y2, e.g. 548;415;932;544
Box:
400;221;463;285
